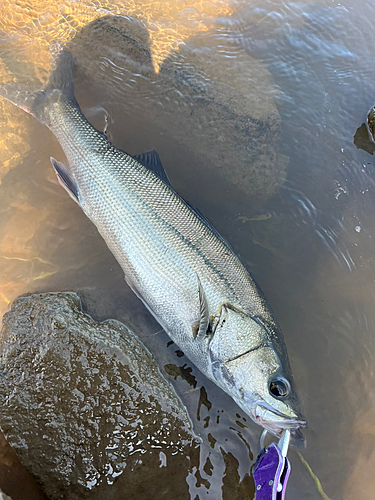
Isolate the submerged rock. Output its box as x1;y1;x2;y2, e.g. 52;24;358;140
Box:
71;15;287;208
156;35;287;206
0;292;199;499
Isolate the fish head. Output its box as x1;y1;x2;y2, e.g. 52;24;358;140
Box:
209;304;307;448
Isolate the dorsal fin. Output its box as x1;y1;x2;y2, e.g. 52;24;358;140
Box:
133;149;171;186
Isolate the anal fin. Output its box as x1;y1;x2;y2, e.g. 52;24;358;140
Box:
50;157;80;204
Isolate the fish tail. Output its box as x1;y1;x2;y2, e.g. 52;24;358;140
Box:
0;49;75;126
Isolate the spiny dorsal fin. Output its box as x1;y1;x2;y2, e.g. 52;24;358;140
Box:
50;157;80;204
133;149;171;186
193;275;210;342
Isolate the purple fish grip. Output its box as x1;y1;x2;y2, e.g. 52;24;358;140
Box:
253;443;291;500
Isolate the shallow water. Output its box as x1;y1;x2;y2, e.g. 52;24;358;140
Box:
1;0;375;498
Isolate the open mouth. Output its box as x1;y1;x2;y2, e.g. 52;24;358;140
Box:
254;403;308;449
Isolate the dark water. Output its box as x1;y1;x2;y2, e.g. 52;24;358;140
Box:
1;0;375;498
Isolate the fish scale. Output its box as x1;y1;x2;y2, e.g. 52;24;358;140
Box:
0;49;307;447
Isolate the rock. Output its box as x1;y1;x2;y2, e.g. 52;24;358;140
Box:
156;35;287;207
368;105;375;142
70;16;154;80
70;15;287;208
0;428;45;500
0;292;199;499
354;122;375;155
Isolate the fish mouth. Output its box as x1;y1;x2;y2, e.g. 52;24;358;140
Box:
253;402;308;449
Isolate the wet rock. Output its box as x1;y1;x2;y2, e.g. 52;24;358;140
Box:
368;105;375;142
353;122;375;155
71;15;287;208
0;292;199;500
0;429;46;500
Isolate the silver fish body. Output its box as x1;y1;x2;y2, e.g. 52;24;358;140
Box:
0;51;307;446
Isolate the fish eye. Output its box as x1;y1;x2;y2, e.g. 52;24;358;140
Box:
269;378;290;399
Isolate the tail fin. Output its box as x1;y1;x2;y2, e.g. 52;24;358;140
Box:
0;50;75;126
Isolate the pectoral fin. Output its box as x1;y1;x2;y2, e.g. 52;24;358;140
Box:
192;275;210;341
51;157;80;204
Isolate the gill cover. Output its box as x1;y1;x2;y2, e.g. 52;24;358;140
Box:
209;304;266;365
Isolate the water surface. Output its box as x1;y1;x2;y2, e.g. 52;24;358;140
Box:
1;0;375;498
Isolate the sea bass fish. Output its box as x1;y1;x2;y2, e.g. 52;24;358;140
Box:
0;50;307;447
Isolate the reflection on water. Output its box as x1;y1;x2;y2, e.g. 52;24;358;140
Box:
1;0;375;498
